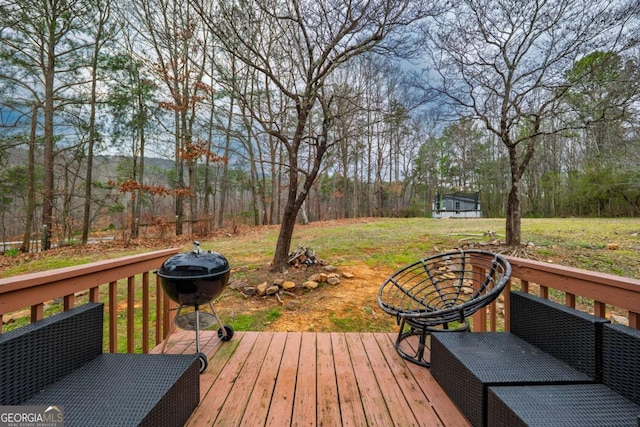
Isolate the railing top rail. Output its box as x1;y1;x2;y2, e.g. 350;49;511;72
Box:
0;248;180;315
504;255;640;289
504;255;640;313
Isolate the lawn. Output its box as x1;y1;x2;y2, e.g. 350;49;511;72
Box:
1;217;639;346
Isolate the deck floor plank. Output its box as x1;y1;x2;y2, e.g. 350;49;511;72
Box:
344;333;395;426
360;333;421;426
155;331;470;427
186;331;259;426
214;332;275;427
265;332;302;427
150;330;191;354
316;333;341;426
293;332;318;425
330;332;368;427
362;334;439;426
239;332;287;427
196;331;242;399
372;333;444;426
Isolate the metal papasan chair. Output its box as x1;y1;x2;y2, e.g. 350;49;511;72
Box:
378;250;511;367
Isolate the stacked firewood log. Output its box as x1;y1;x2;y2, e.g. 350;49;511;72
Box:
287;246;324;267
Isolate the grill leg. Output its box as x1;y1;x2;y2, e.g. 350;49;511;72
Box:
208;302;228;339
195;305;201;353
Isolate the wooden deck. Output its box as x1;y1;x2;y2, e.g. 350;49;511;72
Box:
152;330;470;427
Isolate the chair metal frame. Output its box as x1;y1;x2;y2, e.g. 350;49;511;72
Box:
378;250;511;367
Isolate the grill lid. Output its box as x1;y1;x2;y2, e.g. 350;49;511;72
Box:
157;242;230;279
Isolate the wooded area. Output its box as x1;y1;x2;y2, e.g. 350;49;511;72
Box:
1;0;639;268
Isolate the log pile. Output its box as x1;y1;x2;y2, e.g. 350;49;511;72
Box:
287;246;324;267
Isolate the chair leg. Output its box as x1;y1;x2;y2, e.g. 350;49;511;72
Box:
394;319;472;368
394;318;430;368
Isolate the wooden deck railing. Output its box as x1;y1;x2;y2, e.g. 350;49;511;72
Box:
473;255;640;332
0;248;180;353
2;249;640;353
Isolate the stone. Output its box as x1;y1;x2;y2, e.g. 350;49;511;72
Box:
256;282;268;296
303;280;319;289
282;281;296;290
609;314;628;325
227;279;248;290
308;273;328;283
285;300;301;311
342;272;355;279
266;285;280;295
606;243;619;250
242;286;257;296
273;278;285;286
323;265;337;272
327;273;340;285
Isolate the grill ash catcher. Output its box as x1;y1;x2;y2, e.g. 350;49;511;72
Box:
157;241;234;373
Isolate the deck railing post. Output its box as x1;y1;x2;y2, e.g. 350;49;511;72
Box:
109;280;118;353
503;281;511;332
471;264;487;332
155;275;163;346
142;272;150;353
31;303;43;323
127;276;135;353
630;312;639;329
594;301;606;319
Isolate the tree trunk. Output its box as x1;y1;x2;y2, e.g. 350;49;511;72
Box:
505;142;523;247
42;46;55;250
203;93;215;231
82;2;107;244
271;194;299;271
135;125;145;238
82;72;97;244
217;93;234;229
505;180;521;246
299;200;309;225
174;105;184;235
21;104;38;253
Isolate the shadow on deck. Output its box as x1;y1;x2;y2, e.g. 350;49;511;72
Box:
152;331;470;427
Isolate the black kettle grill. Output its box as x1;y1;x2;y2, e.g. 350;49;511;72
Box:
157;242;234;373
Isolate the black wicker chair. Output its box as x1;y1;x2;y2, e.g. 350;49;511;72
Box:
487;322;640;427
378;250;511;367
431;291;611;427
0;302;200;427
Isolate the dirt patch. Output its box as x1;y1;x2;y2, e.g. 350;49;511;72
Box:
0;229;400;332
216;261;398;332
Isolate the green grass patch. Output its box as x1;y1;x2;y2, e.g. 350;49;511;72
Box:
224;307;282;331
327;310;395;332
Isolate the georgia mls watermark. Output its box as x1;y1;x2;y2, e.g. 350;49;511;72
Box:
0;406;63;427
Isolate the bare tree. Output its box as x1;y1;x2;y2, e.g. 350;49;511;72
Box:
130;0;210;236
193;0;434;270
0;0;93;250
422;0;640;246
81;0;115;243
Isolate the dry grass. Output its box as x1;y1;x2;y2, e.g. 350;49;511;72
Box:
2;217;639;334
